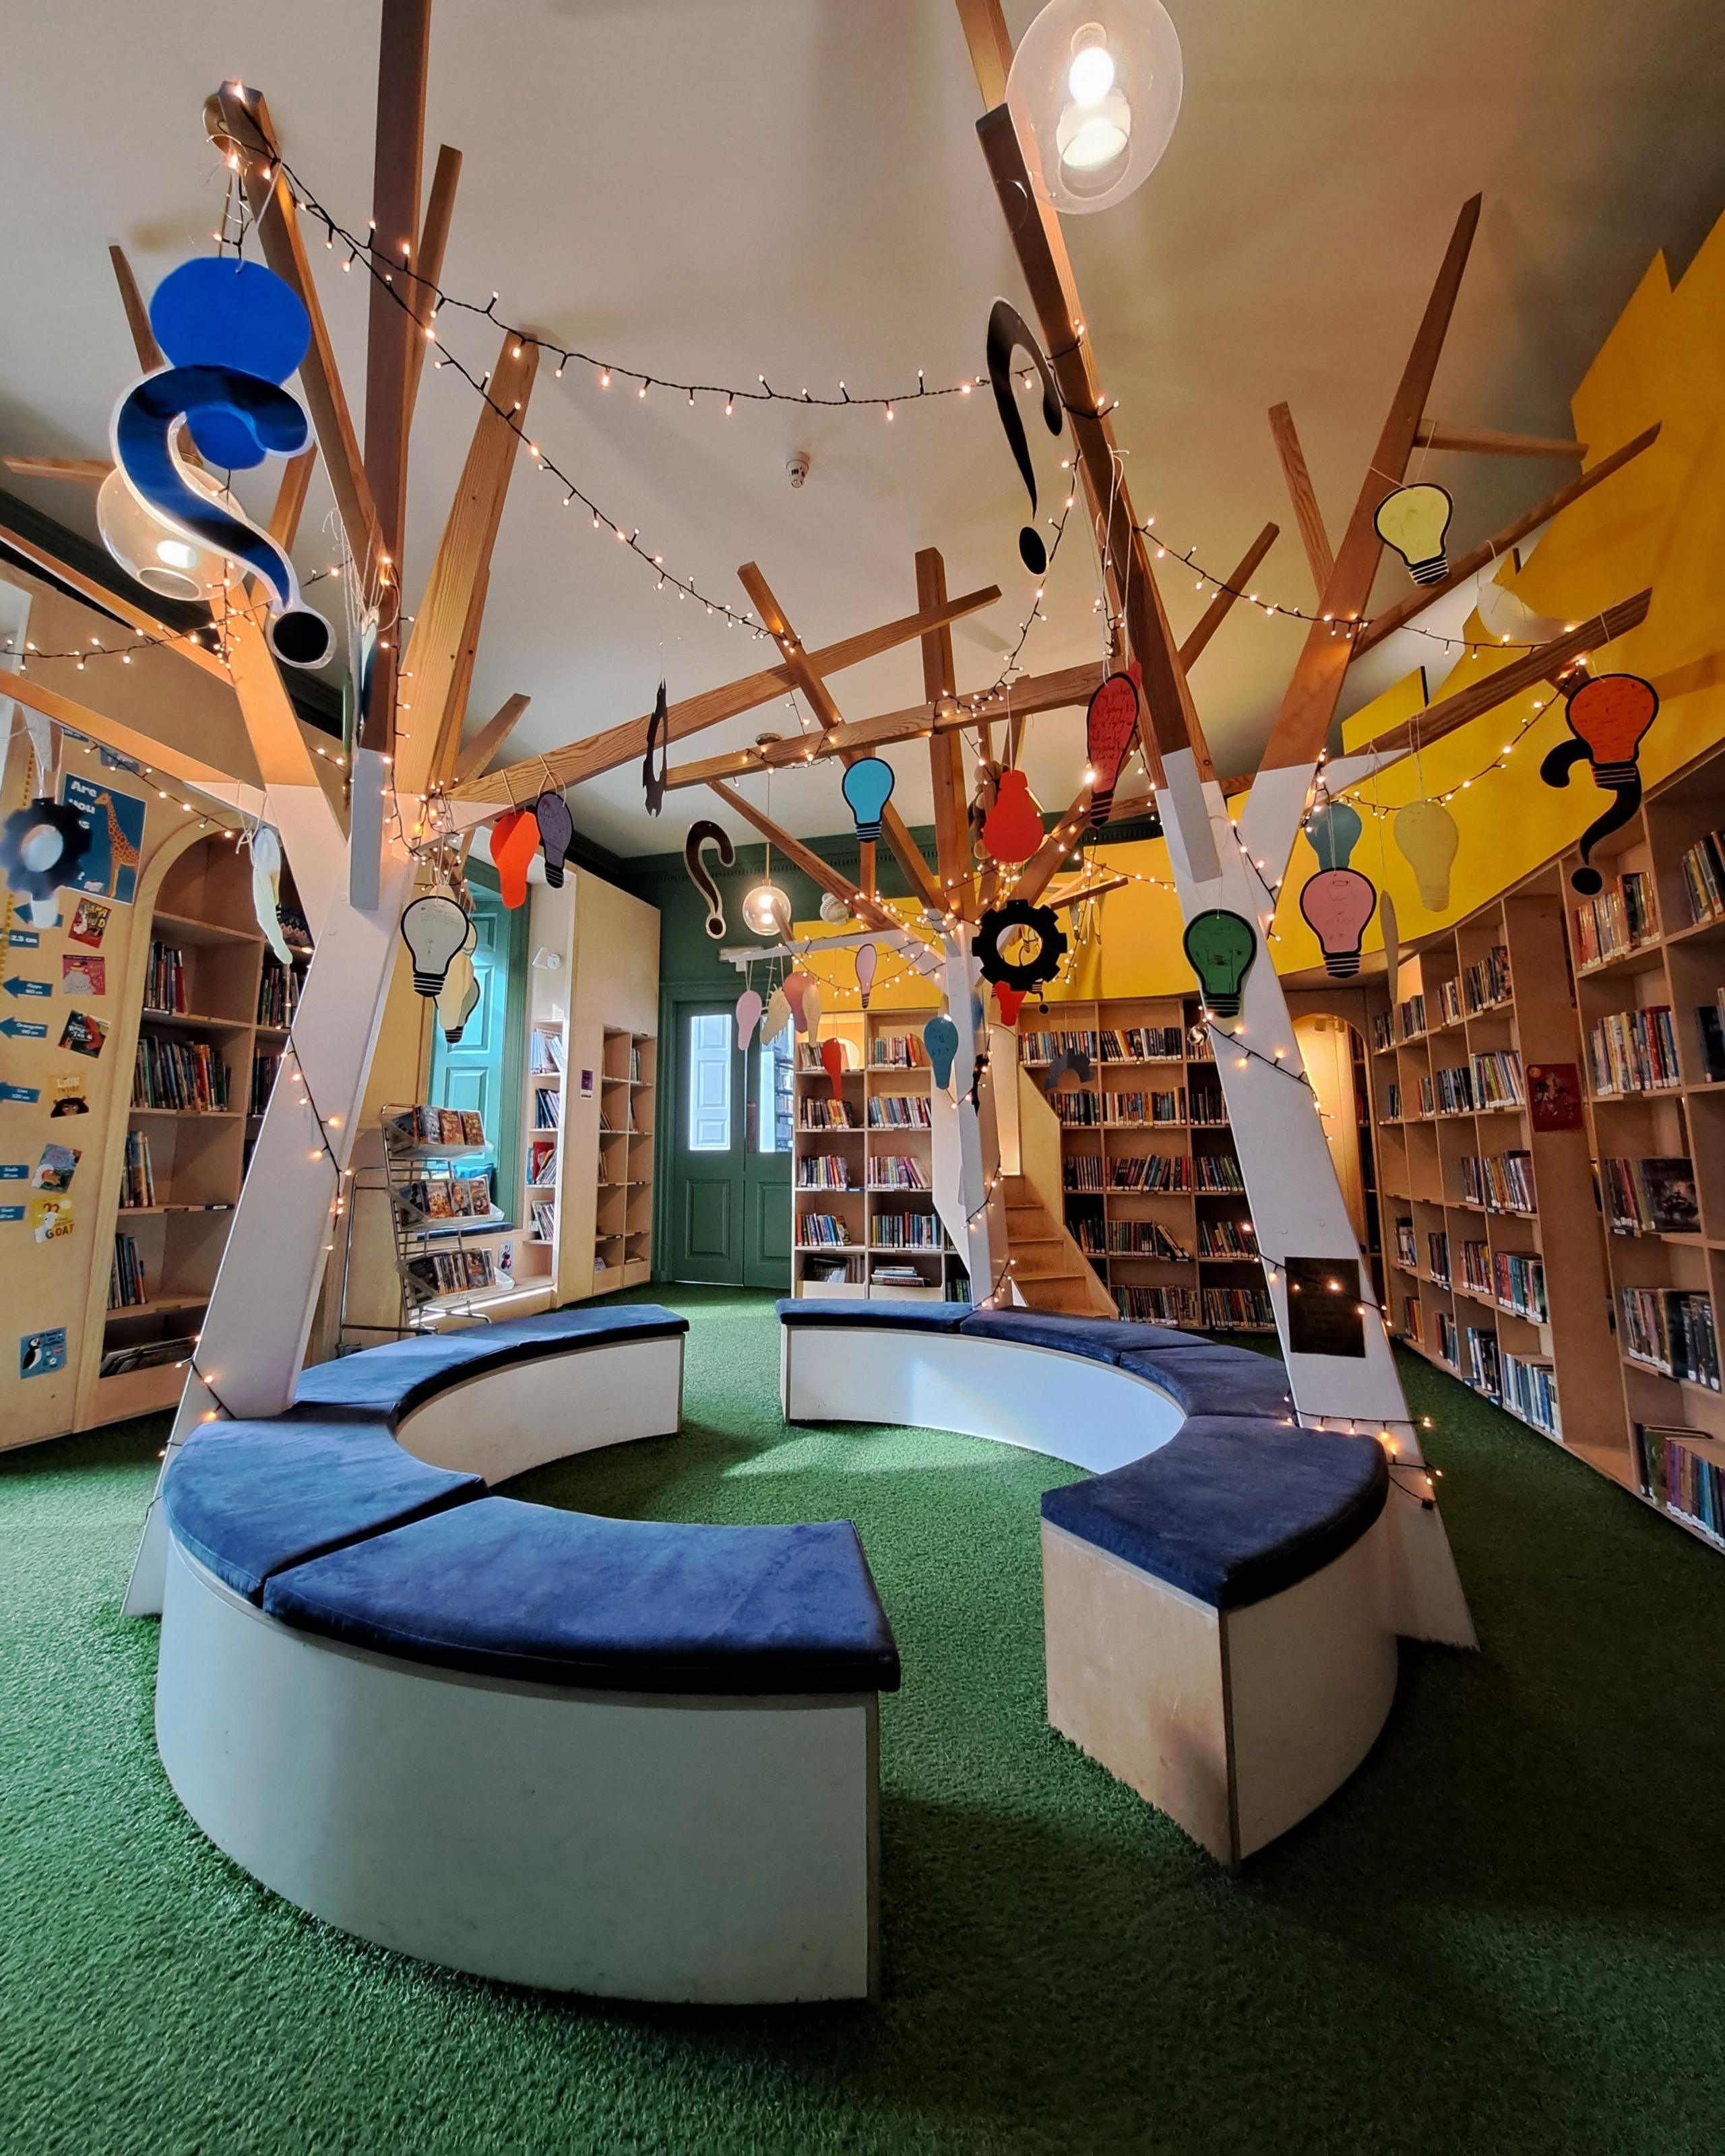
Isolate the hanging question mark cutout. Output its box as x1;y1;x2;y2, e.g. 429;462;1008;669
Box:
985;299;1065;575
642;678;670;816
683;818;734;939
1540;673;1659;895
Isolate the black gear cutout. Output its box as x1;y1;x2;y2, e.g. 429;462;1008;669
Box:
976;900;1067;992
0;798;93;907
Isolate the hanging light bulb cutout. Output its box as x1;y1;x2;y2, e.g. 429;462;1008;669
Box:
400;891;472;998
1393;800;1460;911
1540;672;1660;895
489;808;540;910
437;948;481;1044
1375;484;1453;587
820;1038;847;1098
819;891;850;926
981;769;1046;864
1007;0;1183;215
1300;868;1378;979
742;880;792;938
842;756;896;899
763;983;793;1048
734;988;763;1052
924;1015;960;1089
1182;909;1257;1019
1085;671;1141;825
1305;795;1362;872
854;942;878;1011
533;790;575;889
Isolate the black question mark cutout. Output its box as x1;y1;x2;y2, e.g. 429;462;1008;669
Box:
1539;737;1643;896
683;818;735;939
643;679;669;817
986;299;1065;575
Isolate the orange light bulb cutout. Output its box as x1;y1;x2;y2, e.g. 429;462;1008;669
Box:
490;808;540;908
980;767;1045;864
1085;670;1141;825
1563;673;1659;785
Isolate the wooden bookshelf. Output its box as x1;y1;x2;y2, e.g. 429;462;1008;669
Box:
92;835;268;1422
594;1025;656;1294
791;1013;964;1302
1023;994;1270;1332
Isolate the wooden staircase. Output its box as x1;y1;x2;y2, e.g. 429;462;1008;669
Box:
1001;1174;1114;1315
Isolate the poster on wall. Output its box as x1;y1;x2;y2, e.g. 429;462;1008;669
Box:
59;1011;107;1058
67;898;111;948
59;775;145;906
31;1143;79;1191
1284;1257;1368;1358
29;1193;73;1242
49;1073;89;1117
19;1328;66;1378
1527;1063;1584;1133
61;955;105;996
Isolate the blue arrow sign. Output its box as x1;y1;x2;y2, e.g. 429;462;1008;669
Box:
0;1017;48;1040
3;977;51;999
0;1083;40;1104
0;1164;25;1180
6;930;38;949
0;1205;23;1222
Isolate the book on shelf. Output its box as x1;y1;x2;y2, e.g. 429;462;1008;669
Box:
1055;1089;1103;1127
1398;992;1426;1040
1695;993;1725;1081
869;1034;929;1069
1108;1219;1193;1260
1437;979;1463;1027
1619;1288;1720;1389
798;1213;854;1248
530;1199;557;1240
108;1232;148;1310
1436;1310;1458;1366
870;1212;942;1250
407;1247;498;1300
1428;1064;1474;1114
1427;1229;1450;1284
1493;1250;1548;1322
1020;1029;1099;1064
1601;1156;1700;1236
1573;876;1655;966
1102;1089;1185;1126
384;1106;487;1150
1202;1285;1274;1329
1187;1089;1229;1128
530;1027;565;1075
803;1254;863;1284
1634;1426;1725;1543
98;1333;195;1378
1677;830;1725;925
257;957;299;1028
867;1155;928;1191
534;1085;563;1129
867;1095;932;1128
800;1100;855;1130
249;1050;280;1116
1466;1325;1502;1398
132;1037;229;1112
119;1131;156;1210
1402;1296;1422;1344
1373;1012;1394;1052
871;1263;933;1286
1195;1220;1254;1259
1459;1238;1491;1297
526;1136;560;1188
143;941;188;1017
1062;1154;1105;1193
1471;1050;1526;1108
1394;1218;1417;1269
1385;1083;1402;1119
1586;1005;1681;1095
1462;945;1512;1013
1460;1149;1536;1213
799;1153;858;1191
1116;1283;1201;1324
1502;1351;1561;1435
1098;1025;1185;1061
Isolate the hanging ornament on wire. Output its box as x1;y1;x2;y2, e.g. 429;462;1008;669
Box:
968;759;1001;857
1181;909;1257;1019
641;678;670;815
0;798;92;929
1085;668;1141;825
400;890;472;998
1393;800;1460;910
984;298;1065;573
980;769;1045;864
923;1013;960;1089
820;1037;846;1098
763;982;793;1046
534;790;575;889
819;891;851;926
1539;672;1660;895
782;971;814;1035
977;899;1067;992
489;808;539;910
993;984;1028;1027
248;822;293;967
437;947;480;1044
682;819;734;938
1379;888;1400;997
1374;483;1453;588
742;878;792;937
802;979;823;1044
854;941;878;1010
1300;868;1378;980
1305;794;1362;871
734;987;763;1051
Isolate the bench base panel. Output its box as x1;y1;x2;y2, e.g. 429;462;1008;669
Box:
159;1542;879;2003
1042;1517;1398;1864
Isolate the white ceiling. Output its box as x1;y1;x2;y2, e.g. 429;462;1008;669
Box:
3;1;1723;856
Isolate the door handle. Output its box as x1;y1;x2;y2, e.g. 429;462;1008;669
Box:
746;1101;758;1149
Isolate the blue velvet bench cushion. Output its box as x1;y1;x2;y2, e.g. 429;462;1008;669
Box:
263;1496;902;1697
290;1304;689;1425
1117;1343;1294;1421
957;1309;1193;1365
162;1421;484;1604
776;1298;970;1335
1041;1419;1389;1610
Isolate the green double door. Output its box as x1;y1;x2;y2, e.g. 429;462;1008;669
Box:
666;998;793;1287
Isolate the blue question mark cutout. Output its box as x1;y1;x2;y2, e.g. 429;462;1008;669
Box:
108;259;332;670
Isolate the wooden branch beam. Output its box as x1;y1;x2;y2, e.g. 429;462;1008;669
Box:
1177;521;1280;671
402;329;539;796
210;86;383;581
974;104;1198;787
1012;785;1094;908
108;246;162;371
0;509;228;683
1047;873;1127;910
953;0;1013;103
707;780;899;935
660;658;1106;792
1416;422;1587;460
458;583;1000;804
1353;590;1652;761
1257;196;1480;773
362;0;431;760
268;448;317;548
404;144;462;428
3;456;112;484
1268;405;1332;592
1352;424;1661;657
451;692;530;786
1;664;240;798
918;547;974;913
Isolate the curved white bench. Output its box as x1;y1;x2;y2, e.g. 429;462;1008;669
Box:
156;1308;899;2004
779;1301;1400;1866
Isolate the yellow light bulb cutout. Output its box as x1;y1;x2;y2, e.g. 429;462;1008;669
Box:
1374;482;1453;587
1393;799;1460;911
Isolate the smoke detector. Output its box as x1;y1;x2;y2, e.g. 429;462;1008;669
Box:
786;450;811;489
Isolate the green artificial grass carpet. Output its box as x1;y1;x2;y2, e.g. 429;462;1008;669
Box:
5;1288;1725;2154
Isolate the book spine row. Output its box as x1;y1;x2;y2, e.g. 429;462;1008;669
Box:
133;1038;229;1112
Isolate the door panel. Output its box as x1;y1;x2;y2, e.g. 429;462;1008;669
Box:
683;1179;734;1263
665;1000;792;1289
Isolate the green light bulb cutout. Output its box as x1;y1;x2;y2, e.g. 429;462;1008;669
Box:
1182;908;1258;1019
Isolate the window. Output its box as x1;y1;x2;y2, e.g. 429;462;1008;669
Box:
757;1025;794;1154
687;1013;733;1151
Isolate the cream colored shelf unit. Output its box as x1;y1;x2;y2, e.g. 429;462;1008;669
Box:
790;1011;964;1303
1367;873;1636;1491
1026;993;1268;1333
94;837;265;1424
1553;738;1725;1550
594;1025;656;1294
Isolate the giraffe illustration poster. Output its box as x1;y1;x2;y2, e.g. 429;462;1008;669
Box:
59;775;144;905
